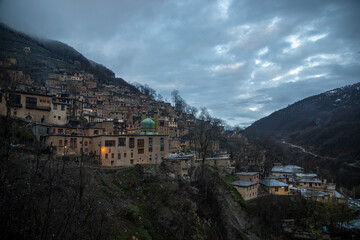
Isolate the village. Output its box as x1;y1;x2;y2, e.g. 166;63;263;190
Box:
1;53;355;207
1;42;360;238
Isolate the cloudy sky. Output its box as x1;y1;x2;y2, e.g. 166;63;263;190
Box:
1;0;360;126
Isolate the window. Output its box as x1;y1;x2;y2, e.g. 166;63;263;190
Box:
111;153;114;158
118;153;121;159
124;153;127;158
26;97;37;108
137;139;144;148
131;152;133;158
118;138;126;147
148;138;153;152
70;138;77;148
130;159;134;164
61;105;65;111
105;154;108;159
137;139;144;154
53;104;57;110
85;141;88;146
59;139;63;146
275;187;279;192
285;187;288;192
58;128;63;133
64;140;68;146
10;94;21;106
58;116;61;120
94;130;99;135
129;138;135;148
160;138;164;151
105;140;115;147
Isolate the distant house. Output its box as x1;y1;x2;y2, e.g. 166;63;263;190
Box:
295;173;317;181
23;46;31;53
296;177;337;199
232;180;259;201
301;189;330;202
236;172;259;183
271;165;303;183
298;178;325;189
260;179;290;195
334;191;346;204
232;172;260;200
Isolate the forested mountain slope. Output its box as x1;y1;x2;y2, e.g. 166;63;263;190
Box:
246;82;360;160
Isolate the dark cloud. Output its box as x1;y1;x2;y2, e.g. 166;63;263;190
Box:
1;0;359;126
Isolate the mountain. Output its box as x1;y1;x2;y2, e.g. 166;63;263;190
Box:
0;23;135;90
246;82;360;160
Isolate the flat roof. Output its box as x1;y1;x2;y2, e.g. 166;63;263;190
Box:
301;189;329;198
299;178;322;183
295;173;317;177
260;179;289;187
334;191;345;199
232;180;258;187
164;157;191;161
195;157;230;161
272;165;303;173
236;172;259;176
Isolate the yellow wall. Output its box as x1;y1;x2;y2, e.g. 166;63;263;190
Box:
234;184;259;201
268;186;289;195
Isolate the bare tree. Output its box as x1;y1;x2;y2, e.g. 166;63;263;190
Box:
192;108;225;165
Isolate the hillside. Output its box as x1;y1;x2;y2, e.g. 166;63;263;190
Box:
0;23;134;90
0;146;257;240
246;82;360;160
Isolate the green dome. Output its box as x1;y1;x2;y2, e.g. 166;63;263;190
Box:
141;118;155;132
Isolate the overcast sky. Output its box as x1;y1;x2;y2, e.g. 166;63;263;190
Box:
1;0;360;126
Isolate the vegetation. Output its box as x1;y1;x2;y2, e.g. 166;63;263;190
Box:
248;195;357;239
246;83;360;160
0;23;136;90
0;121;255;240
133;83;164;102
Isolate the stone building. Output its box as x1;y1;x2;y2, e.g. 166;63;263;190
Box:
232;180;259;201
260;179;290;195
232;172;260;201
46;114;169;167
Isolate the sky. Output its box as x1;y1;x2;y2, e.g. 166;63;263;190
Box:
1;0;360;127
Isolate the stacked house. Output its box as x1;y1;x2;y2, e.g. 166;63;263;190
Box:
232;172;260;201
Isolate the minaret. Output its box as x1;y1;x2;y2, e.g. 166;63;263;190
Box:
141;111;146;121
154;110;158;133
